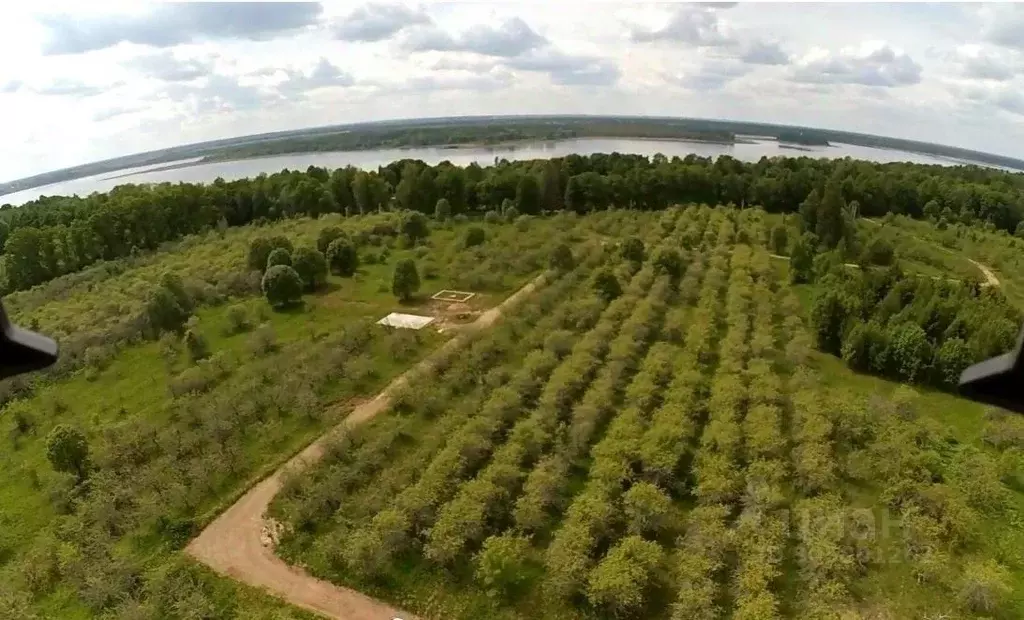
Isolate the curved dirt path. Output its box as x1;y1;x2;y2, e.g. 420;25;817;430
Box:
186;274;547;620
967;257;1000;288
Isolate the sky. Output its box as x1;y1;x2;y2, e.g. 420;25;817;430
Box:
1;1;1024;180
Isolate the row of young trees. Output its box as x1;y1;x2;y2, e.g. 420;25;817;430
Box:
5;146;1024;293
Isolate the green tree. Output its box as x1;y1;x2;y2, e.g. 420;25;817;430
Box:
392;259;420;302
326;238;359;276
888;322;932;382
464;226;486;248
653;248;683;281
816;178;846;249
266;247;292;269
184;320;210;363
262;265;303;309
861;236;895;266
401;210;430;243
46;425;90;480
434;198;452;221
770;224;788;255
292;247;328;291
621;237;645;263
549;243;574;272
957;559;1012;614
593;270;622;302
249;236;293;272
586;535;663;616
790;234;815;284
316;226;346;254
811;289;850;355
474;534;532;600
623;482;672;536
541;161;564;211
799;188;821;234
934;338;971;388
515;174;542;215
565;175;585;213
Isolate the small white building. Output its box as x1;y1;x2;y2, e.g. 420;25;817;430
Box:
377;312;436;330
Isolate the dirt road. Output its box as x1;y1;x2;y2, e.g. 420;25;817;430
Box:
185;274;547;620
967;258;1001;287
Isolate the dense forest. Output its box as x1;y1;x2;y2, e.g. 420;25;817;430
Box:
3;151;1024;299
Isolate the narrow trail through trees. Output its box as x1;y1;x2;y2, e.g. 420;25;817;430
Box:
185;273;547;620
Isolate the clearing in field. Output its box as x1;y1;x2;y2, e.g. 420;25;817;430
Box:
431;289;477;303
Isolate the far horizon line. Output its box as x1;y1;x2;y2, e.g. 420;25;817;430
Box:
5;112;1023;186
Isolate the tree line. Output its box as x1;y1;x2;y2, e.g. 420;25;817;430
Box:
3;151;1024;293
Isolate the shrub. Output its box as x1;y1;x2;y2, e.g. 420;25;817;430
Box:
861;236;895;266
401;211;430;243
291;247;328;291
317;226;346;254
392;259;420;302
45;425;90;480
262;265;304;309
223;304;251;335
621;237;645;263
184;324;210;363
957;559;1011;614
248;235;293;271
464;226;486;248
434;198;452;220
474;534;532;600
770;224;788;254
327;238;359;276
266;247;292;269
653;248;683;280
887;322;932;382
249;323;278;356
484;210;501;224
549;243;574;272
593;270;622;302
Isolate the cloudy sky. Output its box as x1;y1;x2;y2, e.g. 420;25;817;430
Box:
1;1;1024;180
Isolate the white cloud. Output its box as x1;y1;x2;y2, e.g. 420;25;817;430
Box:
0;2;1022;180
791;41;922;87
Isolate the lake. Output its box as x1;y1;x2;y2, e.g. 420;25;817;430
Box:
0;137;1002;206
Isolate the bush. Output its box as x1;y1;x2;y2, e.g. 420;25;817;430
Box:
291;247;328;291
770;224;788;254
593;270;621;302
392;259;420;302
887;322;932;382
184;324;210;363
223;304;251;335
248;235;293;271
266;247;292;269
401;211;430;243
957;559;1011;614
262;265;304;309
790;234;815;283
474;534;532;600
45;425;90;480
621;237;645;263
249;323;278;356
327;238;359;276
434;198;452;220
464;226;486;248
653;248;683;280
317;226;346;254
484;210;501;224
549;243;574;272
861;236;895;266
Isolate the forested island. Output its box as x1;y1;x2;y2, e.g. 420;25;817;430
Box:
3;115;1023;196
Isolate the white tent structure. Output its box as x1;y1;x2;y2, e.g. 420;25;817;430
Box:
377;312;436;330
